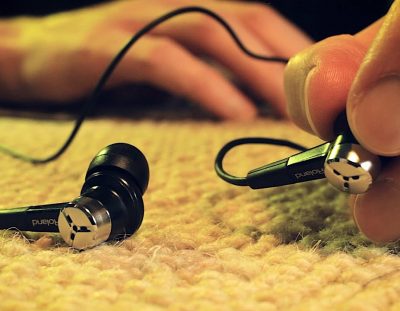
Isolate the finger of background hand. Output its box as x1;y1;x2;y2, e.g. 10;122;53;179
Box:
229;2;313;57
114;3;288;116
22;28;256;120
106;0;313;57
112;35;257;120
158;16;288;115
351;158;400;243
347;0;400;156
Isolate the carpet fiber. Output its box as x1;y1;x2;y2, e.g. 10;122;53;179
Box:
0;115;400;310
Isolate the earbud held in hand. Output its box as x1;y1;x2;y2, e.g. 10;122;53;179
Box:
323;130;381;194
215;112;384;194
0;143;149;250
322;112;382;193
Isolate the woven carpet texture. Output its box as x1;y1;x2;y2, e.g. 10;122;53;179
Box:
0;116;400;310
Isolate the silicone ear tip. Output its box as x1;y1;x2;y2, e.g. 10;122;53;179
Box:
86;143;150;194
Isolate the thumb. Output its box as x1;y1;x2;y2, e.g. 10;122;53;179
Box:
347;0;400;156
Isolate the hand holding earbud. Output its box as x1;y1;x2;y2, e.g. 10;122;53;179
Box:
284;0;400;243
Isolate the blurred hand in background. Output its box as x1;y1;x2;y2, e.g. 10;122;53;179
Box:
0;0;312;119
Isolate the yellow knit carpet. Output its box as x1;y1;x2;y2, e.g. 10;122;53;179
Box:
1;114;400;310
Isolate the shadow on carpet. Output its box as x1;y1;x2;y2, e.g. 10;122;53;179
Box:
250;180;400;255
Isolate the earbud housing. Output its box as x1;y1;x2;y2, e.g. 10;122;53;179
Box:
58;143;149;249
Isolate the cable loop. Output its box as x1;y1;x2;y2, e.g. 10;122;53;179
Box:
214;137;306;186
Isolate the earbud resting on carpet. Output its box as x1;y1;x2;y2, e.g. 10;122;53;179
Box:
0;143;149;249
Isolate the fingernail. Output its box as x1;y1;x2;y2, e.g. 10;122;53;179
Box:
350;76;400;156
284;56;316;134
303;67;320;135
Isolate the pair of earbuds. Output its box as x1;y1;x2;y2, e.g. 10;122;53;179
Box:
0;117;383;250
0;7;386;249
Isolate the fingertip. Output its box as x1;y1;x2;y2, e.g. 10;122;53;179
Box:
352;169;400;243
224;100;258;121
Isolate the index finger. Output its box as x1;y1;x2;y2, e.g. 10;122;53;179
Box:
283;17;384;140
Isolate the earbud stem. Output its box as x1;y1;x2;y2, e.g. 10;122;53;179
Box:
246;142;331;189
0;202;69;232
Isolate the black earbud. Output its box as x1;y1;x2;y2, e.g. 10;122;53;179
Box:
215;112;385;194
0;143;149;250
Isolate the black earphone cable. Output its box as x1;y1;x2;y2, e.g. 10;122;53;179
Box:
214;137;307;186
0;6;291;164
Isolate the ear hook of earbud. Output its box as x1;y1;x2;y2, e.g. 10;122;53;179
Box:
0;143;149;250
215;111;385;194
